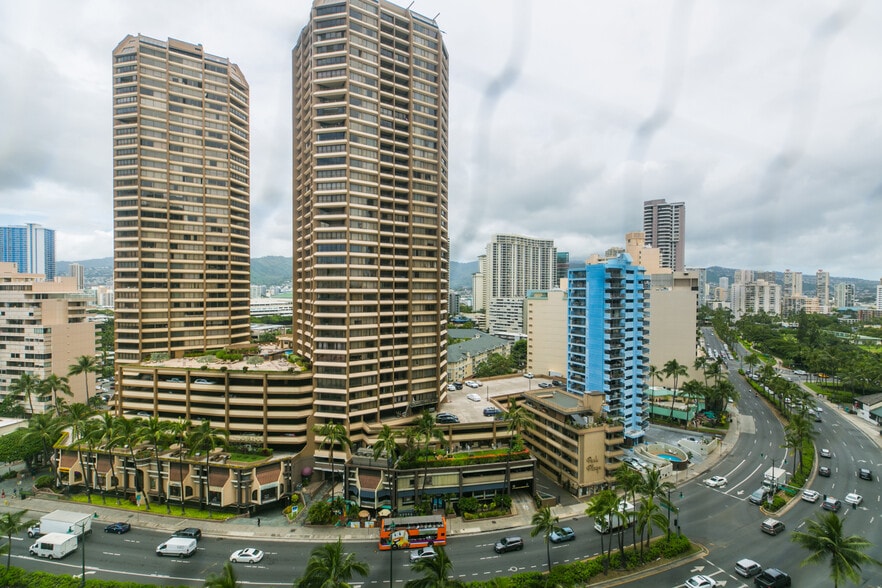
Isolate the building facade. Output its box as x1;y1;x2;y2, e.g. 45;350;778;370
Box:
833;282;855;309
112;35;251;365
567;253;648;442
642;199;685;271
0;223;56;280
0;263;95;411
815;269;830;309
783;269;802;297
646;271;699;386
525;288;568;378
291;0;450;467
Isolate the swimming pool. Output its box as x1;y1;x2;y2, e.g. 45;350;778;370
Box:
657;453;684;462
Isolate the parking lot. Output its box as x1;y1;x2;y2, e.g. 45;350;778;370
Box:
441;375;561;423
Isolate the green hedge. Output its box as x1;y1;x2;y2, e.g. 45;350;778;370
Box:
0;567;188;588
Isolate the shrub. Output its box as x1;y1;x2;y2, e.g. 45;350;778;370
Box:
34;474;54;488
458;496;478;513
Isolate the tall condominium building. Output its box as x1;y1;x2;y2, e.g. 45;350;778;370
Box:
555;251;570;288
833;282;855;308
111;35;251;364
0;223;56;280
0;263;95;411
876;279;882;311
69;263;85;291
482;234;556;335
815;269;830;307
292;0;450;451
783;269;802;297
733;269;754;284
567;253;648;442
643;198;685;271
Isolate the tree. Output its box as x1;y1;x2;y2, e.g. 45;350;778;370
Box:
635;495;668;555
21;413;62;477
293;538;370;588
784;412;815;475
0;510;35;571
405;546;463;588
530;506;559;572
641;468;676;538
313;421;351;501
204;561;239;588
414;412;446;511
169;417;193;514
39;374;72;415
509;339;527;371
138;417;173;513
615;466;644;552
744;353;761;375
663;359;689;423
473;353;513;378
585;489;618;573
109;416;143;505
187;419;229;517
67;355;100;400
9;373;40;416
62;402;96;502
0;393;25;419
372;425;399;510
792;511;882;588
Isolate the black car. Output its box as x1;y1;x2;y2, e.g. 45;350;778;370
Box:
483;407;502;417
551;380;563;387
754;568;791;587
436;413;459;424
818;466;831;477
494;536;524;553
172;527;202;541
104;522;131;534
859;468;872;480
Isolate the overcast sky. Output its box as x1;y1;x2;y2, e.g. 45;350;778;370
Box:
1;1;879;280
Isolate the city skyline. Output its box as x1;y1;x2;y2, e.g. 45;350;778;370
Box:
2;1;881;279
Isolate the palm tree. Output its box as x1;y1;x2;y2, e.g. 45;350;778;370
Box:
791;511;882;588
84;417;108;504
138;417;173;513
293;538;370;588
663;359;689;423
22;412;63;481
372;424;399;510
204;560;239;588
62;402;96;502
9;373;40;415
187;419;229;517
405;545;463;588
585;489;618;573
313;421;351;501
635;495;668;555
169;417;193;515
0;510;35;571
641;468;677;538
109;416;142;505
647;364;661;422
414;412;446;510
67;355;100;401
615;466;644;552
744;352;761;376
502;396;533;493
784;412;815;475
39;374;72;415
530;505;559;572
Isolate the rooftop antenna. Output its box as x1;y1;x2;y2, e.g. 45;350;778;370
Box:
406;1;414;9
433;12;440;21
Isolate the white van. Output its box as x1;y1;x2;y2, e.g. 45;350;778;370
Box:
28;532;78;559
156;537;197;558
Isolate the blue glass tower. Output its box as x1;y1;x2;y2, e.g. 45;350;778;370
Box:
567;253;648;442
0;223;55;279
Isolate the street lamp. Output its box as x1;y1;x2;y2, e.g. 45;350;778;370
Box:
69;513;98;588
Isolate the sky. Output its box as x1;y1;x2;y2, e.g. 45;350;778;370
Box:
1;0;880;280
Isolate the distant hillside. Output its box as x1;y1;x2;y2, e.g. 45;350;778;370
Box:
451;260;478;290
250;256;292;286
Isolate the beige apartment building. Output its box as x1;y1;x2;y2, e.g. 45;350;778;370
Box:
0;263;96;411
646;271;699;384
525;288;568;377
111;35;251;365
291;0;450;466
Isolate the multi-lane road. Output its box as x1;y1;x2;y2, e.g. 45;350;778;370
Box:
10;331;882;586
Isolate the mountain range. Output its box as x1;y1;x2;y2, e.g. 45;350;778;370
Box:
57;258;877;299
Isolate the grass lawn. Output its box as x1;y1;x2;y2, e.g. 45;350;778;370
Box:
67;493;236;520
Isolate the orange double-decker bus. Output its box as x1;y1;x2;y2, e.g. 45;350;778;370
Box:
378;515;447;550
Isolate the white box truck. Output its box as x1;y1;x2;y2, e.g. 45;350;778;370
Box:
28;532;78;559
27;510;93;539
762;467;787;492
593;500;637;533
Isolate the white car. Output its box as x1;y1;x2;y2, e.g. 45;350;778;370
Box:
704;476;728;488
409;547;437;562
466;393;481;402
523;372;534;379
801;489;820;503
845;493;863;506
446;384;457;391
685;574;717;588
230;548;264;563
464;380;479;388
